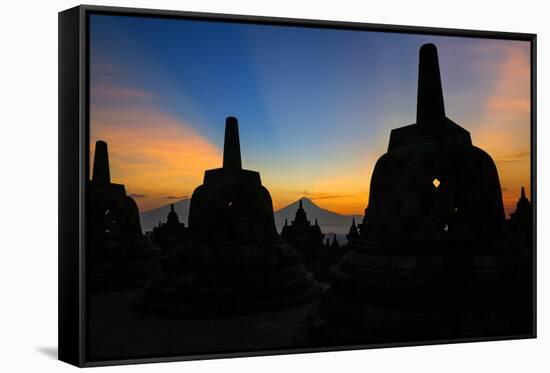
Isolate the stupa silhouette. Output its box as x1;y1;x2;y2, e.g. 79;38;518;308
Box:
315;43;532;343
507;186;533;248
88;140;159;291
346;218;359;248
141;117;319;314
281;199;335;279
150;203;189;254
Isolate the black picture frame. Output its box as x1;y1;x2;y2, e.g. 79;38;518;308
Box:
59;4;537;367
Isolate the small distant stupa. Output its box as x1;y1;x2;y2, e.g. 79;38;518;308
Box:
346;218;360;248
88;140;159;291
330;234;340;249
281;199;334;279
149;203;188;254
507;186;533;248
141;117;319;314
281;199;324;251
315;43;533;343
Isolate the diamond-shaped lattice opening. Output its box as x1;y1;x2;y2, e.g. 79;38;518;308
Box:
432;178;441;188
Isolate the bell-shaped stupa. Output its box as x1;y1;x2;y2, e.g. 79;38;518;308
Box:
88;140;159;291
141;117;319;315
315;44;532;344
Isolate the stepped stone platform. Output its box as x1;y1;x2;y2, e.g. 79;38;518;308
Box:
88;288;318;361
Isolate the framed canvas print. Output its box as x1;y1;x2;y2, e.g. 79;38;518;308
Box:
58;5;536;367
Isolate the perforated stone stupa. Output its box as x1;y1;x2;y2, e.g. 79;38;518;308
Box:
315;44;532;343
88;140;159;291
142;117;319;314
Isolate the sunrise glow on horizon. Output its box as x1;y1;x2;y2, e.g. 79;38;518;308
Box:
89;15;531;217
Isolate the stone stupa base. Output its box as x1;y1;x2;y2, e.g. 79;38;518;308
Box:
88;242;161;292
89;258;160;292
311;241;533;345
136;242;321;316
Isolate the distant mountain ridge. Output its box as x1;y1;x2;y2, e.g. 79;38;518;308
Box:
139;197;363;243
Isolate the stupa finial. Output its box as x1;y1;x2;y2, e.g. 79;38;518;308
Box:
223;116;242;170
417;43;445;126
92;140;111;184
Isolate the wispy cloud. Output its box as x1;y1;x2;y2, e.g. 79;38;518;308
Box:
469;42;531;215
91;86;153;99
163;195;190;200
128;193;146;198
90;100;221;212
495;150;530;164
299;190;357;201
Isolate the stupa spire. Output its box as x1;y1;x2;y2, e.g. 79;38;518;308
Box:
92;140;111;184
521;186;526;199
417;43;445;126
222;116;242;170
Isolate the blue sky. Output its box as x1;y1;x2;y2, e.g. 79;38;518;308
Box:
89;14;531;215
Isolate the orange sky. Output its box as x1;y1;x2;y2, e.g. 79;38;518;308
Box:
468;42;531;216
90;38;531;218
90;106;221;211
